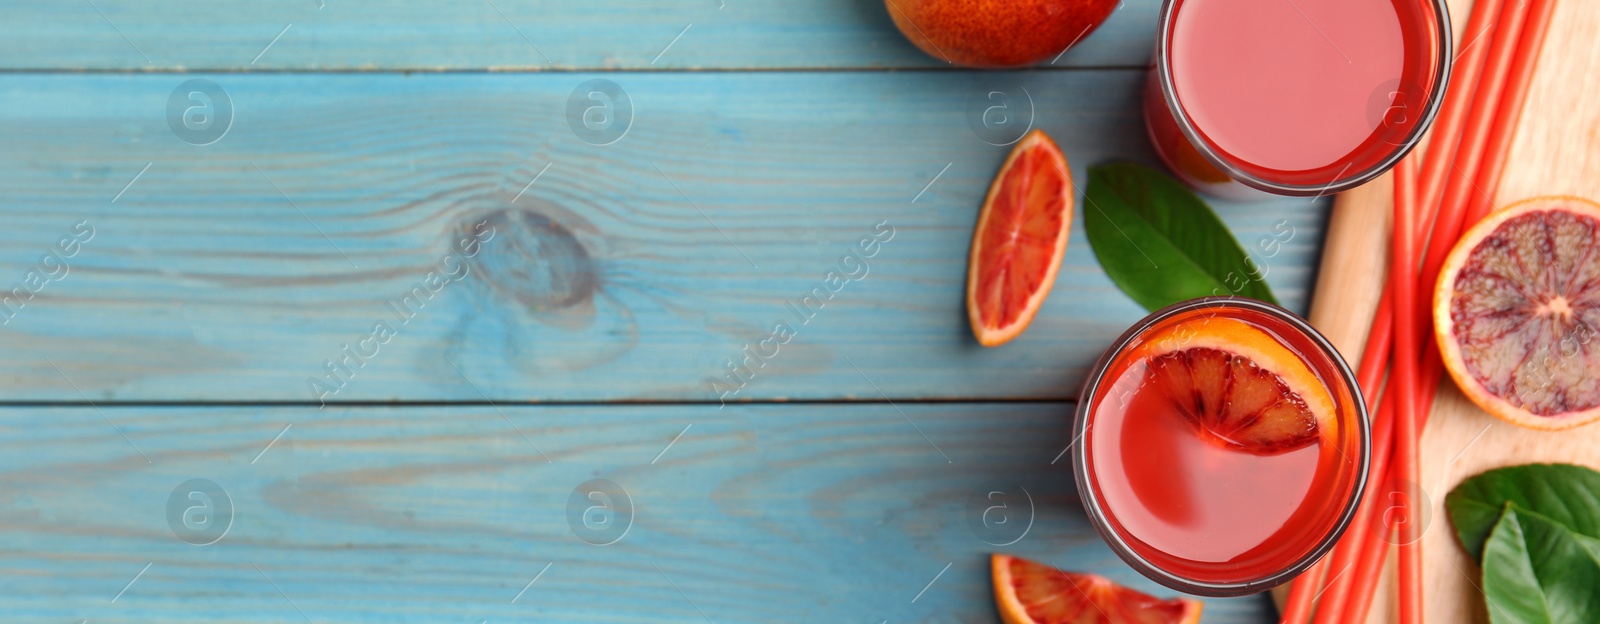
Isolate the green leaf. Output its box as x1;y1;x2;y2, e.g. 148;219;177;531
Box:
1081;162;1278;311
1447;463;1600;561
1482;504;1600;624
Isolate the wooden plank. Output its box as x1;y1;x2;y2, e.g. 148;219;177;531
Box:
0;70;1324;401
0;0;1164;71
0;71;1324;403
0;403;1274;622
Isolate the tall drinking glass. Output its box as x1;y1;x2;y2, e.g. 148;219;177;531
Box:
1145;0;1452;199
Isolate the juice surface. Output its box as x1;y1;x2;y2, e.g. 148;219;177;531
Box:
1169;0;1410;174
1085;310;1360;584
1098;364;1324;565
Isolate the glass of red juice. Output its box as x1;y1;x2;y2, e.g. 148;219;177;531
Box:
1145;0;1452;199
1074;297;1369;595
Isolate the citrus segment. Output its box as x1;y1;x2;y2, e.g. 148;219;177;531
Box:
967;129;1074;347
1128;316;1337;454
1435;196;1600;430
991;554;1203;624
1147;347;1319;454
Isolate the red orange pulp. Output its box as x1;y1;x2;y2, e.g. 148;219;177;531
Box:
991;554;1202;624
966;129;1073;347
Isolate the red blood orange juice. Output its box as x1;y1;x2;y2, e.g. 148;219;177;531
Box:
1074;298;1368;595
1145;0;1451;198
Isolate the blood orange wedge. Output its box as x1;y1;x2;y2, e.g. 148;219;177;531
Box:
991;554;1202;624
1128;316;1337;455
1435;196;1600;431
967;129;1074;347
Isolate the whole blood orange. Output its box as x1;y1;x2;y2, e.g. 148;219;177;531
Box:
991;554;1203;624
966;129;1073;347
886;0;1120;67
1435;196;1600;431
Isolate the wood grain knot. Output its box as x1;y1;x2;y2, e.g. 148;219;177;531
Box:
468;209;596;312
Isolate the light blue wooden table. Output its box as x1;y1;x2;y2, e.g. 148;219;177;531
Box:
0;1;1327;621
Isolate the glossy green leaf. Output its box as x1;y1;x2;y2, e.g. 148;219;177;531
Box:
1081;162;1277;311
1447;463;1600;561
1482;504;1600;624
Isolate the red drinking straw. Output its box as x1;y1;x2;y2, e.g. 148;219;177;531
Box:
1391;154;1423;624
1280;320;1391;623
1300;380;1394;624
1462;0;1558;226
1306;134;1429;624
1413;0;1532;313
1277;556;1324;623
1416;0;1505;213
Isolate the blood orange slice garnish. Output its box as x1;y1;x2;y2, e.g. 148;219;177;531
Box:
1435;196;1600;431
1128;317;1337;455
967;129;1074;347
991;554;1202;624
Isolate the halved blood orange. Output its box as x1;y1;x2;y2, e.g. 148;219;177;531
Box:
992;554;1202;624
1128;317;1337;455
967;129;1074;347
1435;196;1600;431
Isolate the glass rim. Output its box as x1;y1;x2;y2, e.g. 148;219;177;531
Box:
1154;0;1454;197
1071;296;1372;597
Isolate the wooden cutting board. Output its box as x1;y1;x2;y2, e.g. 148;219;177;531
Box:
1289;0;1600;621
